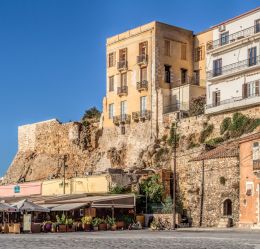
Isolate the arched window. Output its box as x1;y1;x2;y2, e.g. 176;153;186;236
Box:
223;199;232;216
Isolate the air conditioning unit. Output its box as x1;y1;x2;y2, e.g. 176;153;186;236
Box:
218;24;226;32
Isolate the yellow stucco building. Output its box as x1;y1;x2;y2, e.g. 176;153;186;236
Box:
42;175;111;196
102;21;212;136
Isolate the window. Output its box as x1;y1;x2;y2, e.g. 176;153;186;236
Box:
194;46;204;62
253;142;260;161
108;52;115;67
109;76;114;92
164;65;171;83
119;48;127;62
164;40;171;56
213;58;222;76
212;91;221;107
108;104;114;119
223;199;232;216
193;70;200;85
139;41;148;56
243;80;260;98
140;67;147;82
181;43;187;60
140;96;147;114
120;73;127;87
120;101;127;116
246;182;254;196
255;19;260;33
248;47;257;66
181;68;188;84
220;31;229;46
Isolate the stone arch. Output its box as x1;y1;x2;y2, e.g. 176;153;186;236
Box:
223;199;232;216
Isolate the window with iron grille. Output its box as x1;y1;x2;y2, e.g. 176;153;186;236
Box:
108;52;115;67
109;76;114;92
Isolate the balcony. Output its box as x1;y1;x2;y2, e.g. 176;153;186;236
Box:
205;93;260;115
137;54;148;65
132;110;151;122
163;103;189;114
207;25;260;51
117;60;128;71
207;56;260;80
137;80;148;91
117;86;128;96
177;76;202;86
113;114;131;125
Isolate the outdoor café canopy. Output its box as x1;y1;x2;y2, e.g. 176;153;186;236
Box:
0;202;18;212
12;199;50;212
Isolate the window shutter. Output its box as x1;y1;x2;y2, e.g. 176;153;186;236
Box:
212;91;216;106
113;52;116;66
242;84;248;99
255;80;260;96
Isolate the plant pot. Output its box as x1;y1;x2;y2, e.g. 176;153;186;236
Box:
98;223;107;231
44;223;52;232
93;226;99;231
83;224;91;232
51;226;57;233
116;221;125;230
111;224;117;231
67;225;75;232
58;224;67;233
136;215;145;227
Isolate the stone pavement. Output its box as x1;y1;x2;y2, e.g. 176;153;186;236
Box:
1;229;260;249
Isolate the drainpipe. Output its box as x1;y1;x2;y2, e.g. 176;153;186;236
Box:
199;160;205;227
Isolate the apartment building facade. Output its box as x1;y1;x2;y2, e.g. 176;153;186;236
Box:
205;8;260;115
102;22;209;135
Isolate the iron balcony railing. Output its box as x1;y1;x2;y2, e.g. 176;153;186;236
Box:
113;114;131;125
117;86;128;96
253;160;260;171
132;110;151;121
207;25;260;51
137;54;148;65
137;80;148;91
206;92;260;109
207;56;260;79
176;76;202;86
117;60;128;70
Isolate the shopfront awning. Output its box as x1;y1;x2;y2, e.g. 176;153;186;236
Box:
50;202;88;211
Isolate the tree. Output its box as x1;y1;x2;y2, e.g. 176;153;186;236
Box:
82;107;101;121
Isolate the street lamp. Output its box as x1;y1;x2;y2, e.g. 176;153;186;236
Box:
172;121;177;230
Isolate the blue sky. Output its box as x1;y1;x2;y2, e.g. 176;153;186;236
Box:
0;0;259;176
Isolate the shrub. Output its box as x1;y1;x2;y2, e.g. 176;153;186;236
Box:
167;123;180;147
140;174;164;203
199;124;214;143
161;196;173;214
110;185;127;194
205;137;225;146
220;117;231;135
82;107;101;121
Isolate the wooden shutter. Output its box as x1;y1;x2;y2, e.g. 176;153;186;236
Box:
256;80;260;96
242;84;248;99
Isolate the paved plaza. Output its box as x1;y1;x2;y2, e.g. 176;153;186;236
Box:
1;229;260;249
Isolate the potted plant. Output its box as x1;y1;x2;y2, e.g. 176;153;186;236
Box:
66;218;75;232
81;216;92;231
106;216;117;231
92;217;101;231
43;221;52;232
98;218;107;231
56;214;67;232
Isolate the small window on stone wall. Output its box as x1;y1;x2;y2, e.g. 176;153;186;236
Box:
246;182;254;196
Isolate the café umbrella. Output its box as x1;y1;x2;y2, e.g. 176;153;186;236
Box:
0;202;18;223
12;199;50;213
